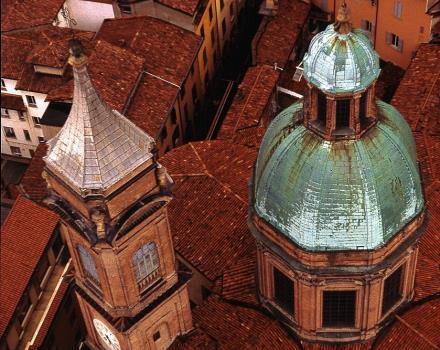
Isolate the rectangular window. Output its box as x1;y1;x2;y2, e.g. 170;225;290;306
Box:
26;95;37;106
208;5;213;21
118;3;132;14
323;291;356;328
10;146;21;156
153;331;161;342
386;32;404;52
203;48;208;65
220;0;224;10
211;28;215;44
38;136;45;143
29;149;35;157
52;229;64;257
18;111;26;120
393;0;402;18
4;126;16;138
222;19;227;35
1;108;9;118
170;108;177;124
17;292;32;324
200;25;205;38
1;79;6;90
336;99;350;128
362;19;373;32
273;267;294;314
32;116;42;127
23;129;31;141
192;85;198;103
382;266;403;315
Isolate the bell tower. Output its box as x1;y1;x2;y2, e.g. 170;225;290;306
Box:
43;40;192;350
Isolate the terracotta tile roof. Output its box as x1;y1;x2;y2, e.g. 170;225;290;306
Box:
374;297;440;350
26;30;94;69
161;141;257;281
87;40;144;112
0;196;59;336
216;254;258;306
156;0;201;16
218;64;279;147
19;143;49;203
125;72;179;138
97;16;202;85
1;93;26;111
1;35;33;79
192;296;300;350
169;328;216;350
253;0;310;68
302;342;373;350
391;43;440;133
29;280;70;349
1;0;64;32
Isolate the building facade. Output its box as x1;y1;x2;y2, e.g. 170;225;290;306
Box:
311;0;433;68
42;42;192;350
249;4;426;342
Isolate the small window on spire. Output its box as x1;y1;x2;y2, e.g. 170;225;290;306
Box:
336;99;350;128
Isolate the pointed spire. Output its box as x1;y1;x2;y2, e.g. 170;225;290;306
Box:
334;0;352;34
45;40;155;196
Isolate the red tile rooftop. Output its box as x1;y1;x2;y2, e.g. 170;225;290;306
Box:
218;64;279;147
192;296;300;350
97;16;202;86
161;141;257;281
1;35;33;79
1;0;64;32
126;72;179;138
157;0;201;16
19;143;49;203
1;93;26;111
0;196;59;336
253;0;310;68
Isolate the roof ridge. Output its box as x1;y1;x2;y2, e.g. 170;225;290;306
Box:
395;314;439;349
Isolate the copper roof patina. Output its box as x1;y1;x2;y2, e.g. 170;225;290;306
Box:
45;44;155;196
254;100;424;251
303;24;380;93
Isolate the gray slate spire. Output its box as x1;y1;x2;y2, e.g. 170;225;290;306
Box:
45;40;155;195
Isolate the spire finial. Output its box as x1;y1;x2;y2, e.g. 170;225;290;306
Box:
334;0;352;34
68;39;88;67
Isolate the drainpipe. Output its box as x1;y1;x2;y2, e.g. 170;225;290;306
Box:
374;0;379;49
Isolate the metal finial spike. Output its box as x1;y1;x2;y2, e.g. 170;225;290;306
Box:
334;0;352;34
68;39;87;67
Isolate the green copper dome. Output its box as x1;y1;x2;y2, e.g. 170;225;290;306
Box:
303;24;380;93
254;100;424;251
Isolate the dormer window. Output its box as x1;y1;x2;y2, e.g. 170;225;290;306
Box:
336;99;350;128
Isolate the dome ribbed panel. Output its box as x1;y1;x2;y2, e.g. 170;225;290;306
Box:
303;26;380;93
254;101;424;251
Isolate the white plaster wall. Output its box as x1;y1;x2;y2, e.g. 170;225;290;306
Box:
58;0;115;32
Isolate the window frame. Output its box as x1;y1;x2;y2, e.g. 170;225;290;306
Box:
4;126;16;138
23;129;31;141
1;78;6;90
272;266;295;315
322;290;357;328
10;146;21;156
382;265;404;316
1;108;9;118
77;245;101;286
132;241;160;291
336;99;351;128
26;95;37;107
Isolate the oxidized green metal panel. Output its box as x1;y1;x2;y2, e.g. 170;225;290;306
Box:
254;101;424;251
303;25;380;93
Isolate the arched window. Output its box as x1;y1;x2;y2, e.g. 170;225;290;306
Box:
77;245;100;285
132;242;160;289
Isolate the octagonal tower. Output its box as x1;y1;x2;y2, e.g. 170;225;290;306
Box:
249;3;425;343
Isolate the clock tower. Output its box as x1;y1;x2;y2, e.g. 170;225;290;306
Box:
42;40;193;350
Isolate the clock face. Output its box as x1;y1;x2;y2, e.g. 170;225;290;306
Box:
93;318;121;350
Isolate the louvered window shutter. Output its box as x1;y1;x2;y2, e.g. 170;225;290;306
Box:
398;38;404;52
385;32;392;44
